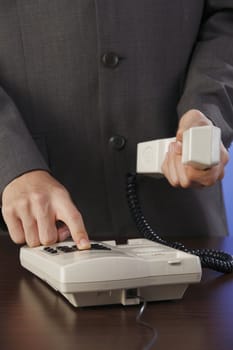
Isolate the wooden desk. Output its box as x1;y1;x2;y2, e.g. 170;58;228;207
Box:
0;235;233;350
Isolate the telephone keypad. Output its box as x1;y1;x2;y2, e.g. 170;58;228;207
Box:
43;243;111;255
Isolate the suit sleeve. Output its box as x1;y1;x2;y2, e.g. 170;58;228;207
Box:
0;87;50;195
177;1;233;148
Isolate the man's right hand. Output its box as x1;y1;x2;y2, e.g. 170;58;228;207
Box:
1;170;90;249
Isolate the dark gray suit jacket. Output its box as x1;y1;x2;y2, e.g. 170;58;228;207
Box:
0;1;233;240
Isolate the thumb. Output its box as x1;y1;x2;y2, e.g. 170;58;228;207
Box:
177;109;213;141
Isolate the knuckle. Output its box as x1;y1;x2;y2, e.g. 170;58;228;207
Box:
26;232;41;247
31;192;48;206
69;210;82;222
201;176;216;187
40;236;57;246
70;212;82;223
11;235;26;245
180;179;191;188
173;181;180;188
53;186;69;199
185;169;196;182
205;179;216;187
169;173;180;187
17;198;30;211
39;229;58;246
169;178;179;188
185;171;202;185
2;204;14;219
27;239;40;248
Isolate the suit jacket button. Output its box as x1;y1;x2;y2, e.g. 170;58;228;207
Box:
101;52;120;68
109;135;126;150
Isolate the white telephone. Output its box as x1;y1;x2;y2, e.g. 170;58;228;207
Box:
20;238;202;307
20;126;222;308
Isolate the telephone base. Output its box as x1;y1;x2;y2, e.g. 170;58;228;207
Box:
20;238;201;308
62;284;188;307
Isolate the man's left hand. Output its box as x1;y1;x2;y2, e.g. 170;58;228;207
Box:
162;109;229;188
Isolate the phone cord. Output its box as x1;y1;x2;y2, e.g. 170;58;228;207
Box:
126;173;233;273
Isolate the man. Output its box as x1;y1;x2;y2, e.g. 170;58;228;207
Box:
0;1;232;249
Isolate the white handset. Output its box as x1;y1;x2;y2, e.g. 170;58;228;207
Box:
136;125;221;175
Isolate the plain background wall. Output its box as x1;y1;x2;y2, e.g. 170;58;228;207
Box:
223;144;233;235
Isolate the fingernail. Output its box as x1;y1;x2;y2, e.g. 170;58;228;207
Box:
78;238;91;250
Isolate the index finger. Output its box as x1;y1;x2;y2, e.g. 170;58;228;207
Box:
57;200;90;250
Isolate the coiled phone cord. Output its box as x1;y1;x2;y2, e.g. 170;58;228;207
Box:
126;173;233;274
